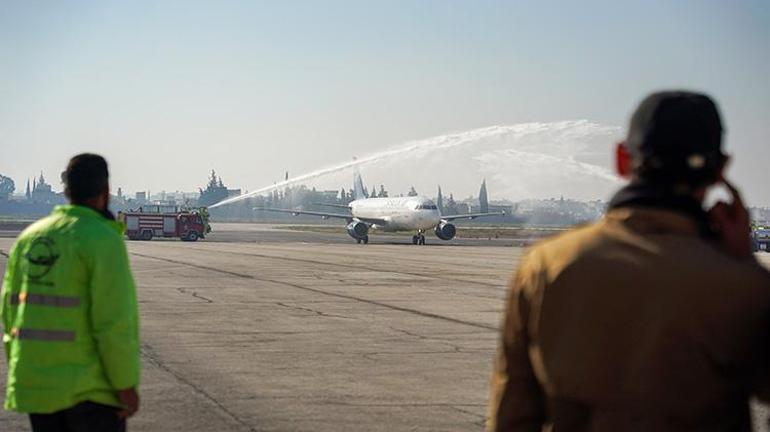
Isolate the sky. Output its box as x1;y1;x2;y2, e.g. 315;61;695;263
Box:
1;1;768;204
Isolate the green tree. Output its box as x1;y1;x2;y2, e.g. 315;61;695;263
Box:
479;179;489;213
0;174;14;200
198;170;229;207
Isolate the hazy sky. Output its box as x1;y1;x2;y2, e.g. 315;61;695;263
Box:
2;1;768;204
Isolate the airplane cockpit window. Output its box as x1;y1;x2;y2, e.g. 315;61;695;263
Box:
415;204;438;210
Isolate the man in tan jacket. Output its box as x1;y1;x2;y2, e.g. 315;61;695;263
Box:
488;91;770;431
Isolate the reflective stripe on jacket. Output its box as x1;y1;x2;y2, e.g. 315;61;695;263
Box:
1;205;140;413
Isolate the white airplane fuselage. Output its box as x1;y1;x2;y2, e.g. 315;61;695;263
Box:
350;196;441;232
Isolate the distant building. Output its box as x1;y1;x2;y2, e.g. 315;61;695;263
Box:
135;191;147;203
29;172;64;205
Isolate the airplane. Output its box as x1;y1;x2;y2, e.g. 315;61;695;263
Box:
255;174;505;245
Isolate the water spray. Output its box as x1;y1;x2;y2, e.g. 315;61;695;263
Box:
209;120;621;208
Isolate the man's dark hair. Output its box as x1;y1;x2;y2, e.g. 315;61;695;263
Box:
62;154;109;202
627;91;725;188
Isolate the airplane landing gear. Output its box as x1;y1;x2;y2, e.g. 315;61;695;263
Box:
357;235;369;245
412;230;426;245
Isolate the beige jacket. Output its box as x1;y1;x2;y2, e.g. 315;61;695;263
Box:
488;207;770;432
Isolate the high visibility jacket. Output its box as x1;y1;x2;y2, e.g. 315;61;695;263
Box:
1;205;140;413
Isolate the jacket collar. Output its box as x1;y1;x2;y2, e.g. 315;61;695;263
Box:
53;205;125;235
606;183;713;238
606;207;702;237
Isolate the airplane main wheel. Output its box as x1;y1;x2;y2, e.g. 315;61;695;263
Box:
357;238;362;244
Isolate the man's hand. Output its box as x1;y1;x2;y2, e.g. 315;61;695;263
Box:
117;387;139;418
708;178;752;259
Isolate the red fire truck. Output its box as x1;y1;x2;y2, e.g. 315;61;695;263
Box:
120;205;208;241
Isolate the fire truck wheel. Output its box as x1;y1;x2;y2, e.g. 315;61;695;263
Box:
187;232;199;242
141;230;153;241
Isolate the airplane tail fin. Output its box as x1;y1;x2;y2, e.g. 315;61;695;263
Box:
353;172;366;200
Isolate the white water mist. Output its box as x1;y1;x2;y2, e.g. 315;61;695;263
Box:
210;120;623;208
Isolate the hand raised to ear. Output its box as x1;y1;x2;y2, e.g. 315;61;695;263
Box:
708;178;752;259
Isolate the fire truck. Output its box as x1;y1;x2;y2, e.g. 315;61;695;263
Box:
120;205;208;241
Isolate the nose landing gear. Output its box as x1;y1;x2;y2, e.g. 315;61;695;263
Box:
411;230;426;245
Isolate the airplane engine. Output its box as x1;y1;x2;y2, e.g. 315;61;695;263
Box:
346;221;369;240
434;222;456;241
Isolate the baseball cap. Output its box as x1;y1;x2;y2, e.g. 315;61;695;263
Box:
626;91;725;187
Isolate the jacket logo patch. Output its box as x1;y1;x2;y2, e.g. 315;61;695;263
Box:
24;237;60;281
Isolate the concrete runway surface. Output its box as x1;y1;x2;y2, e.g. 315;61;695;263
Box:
0;222;769;431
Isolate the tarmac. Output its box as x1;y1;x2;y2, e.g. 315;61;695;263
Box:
0;222;769;431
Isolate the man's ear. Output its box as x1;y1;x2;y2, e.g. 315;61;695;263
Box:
616;142;632;178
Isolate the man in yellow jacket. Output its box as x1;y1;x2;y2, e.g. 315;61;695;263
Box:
488;92;770;431
1;154;140;431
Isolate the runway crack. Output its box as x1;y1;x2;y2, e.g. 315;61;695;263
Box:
155;244;505;290
130;252;498;331
448;405;487;426
275;302;355;320
361;349;459;361
177;287;214;303
387;326;464;352
140;343;256;431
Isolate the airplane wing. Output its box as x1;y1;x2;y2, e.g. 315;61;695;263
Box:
254;207;388;226
254;207;353;221
312;203;352;210
441;211;506;222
